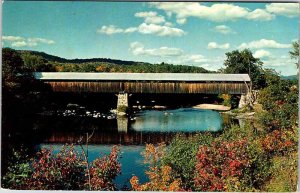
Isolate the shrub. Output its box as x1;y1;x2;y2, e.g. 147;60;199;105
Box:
1;148;31;189
28;145;86;190
2;144;121;190
162;133;213;189
89;145;121;190
194;139;251;192
130;143;183;191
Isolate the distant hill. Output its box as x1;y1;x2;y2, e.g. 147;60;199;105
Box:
17;50;210;73
18;50;151;66
281;75;298;80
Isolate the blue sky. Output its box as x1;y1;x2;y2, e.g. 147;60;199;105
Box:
2;2;299;75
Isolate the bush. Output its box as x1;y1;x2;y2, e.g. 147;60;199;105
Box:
130;143;183;191
162;133;214;189
1;148;31;189
2;144;121;190
28;145;86;190
194;139;251;192
89;146;121;190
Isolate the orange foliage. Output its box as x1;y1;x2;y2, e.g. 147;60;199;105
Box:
130;143;183;191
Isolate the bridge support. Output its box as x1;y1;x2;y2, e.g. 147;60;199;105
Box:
117;116;128;133
117;92;128;108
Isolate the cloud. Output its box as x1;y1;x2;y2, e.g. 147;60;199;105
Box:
11;41;27;47
137;23;185;37
3;35;55;47
27;38;55;46
135;11;165;24
266;3;299;18
97;25;126;35
130;42;183;57
207;42;230;49
124;27;138;33
97;22;184;37
262;56;295;67
247;8;275;21
253;49;271;58
213;25;235;34
3;36;25;42
238;39;291;49
149;2;275;23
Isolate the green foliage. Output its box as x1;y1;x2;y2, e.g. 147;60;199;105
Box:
289;41;299;68
264;153;298;192
1;148;31;189
130;144;183;191
258;70;298;130
223;49;266;89
2;48;25;87
162;133;214;189
21;52;55;72
218;94;231;107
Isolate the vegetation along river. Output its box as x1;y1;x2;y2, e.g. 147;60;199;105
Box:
34;107;235;189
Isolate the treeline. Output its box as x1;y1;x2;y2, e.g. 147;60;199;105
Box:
17;49;210;73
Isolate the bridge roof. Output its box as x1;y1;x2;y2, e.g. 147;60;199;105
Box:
34;72;251;82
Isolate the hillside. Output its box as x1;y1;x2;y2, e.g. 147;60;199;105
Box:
18;50;153;65
17;50;211;73
281;75;298;80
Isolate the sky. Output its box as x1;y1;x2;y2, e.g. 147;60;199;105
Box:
2;2;299;75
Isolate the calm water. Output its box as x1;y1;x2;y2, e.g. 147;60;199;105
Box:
38;108;224;189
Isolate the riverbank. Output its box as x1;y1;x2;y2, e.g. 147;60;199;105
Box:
193;104;231;111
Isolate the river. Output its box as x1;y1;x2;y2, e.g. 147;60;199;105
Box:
30;108;229;189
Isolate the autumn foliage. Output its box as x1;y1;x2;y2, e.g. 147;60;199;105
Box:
194;140;250;192
130;143;183;191
89;145;121;190
8;145;121;190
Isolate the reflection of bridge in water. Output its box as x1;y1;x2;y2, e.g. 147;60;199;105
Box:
34;72;251;108
42;113;226;145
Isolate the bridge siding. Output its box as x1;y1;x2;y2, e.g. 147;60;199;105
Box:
45;81;248;94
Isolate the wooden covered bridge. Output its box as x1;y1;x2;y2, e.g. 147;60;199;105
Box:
34;72;251;108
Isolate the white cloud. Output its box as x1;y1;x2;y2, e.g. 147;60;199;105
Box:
176;18;187;24
137;23;185;37
263;56;294;67
97;22;184;37
247;8;275;21
11;41;27;47
27;38;55;46
238;39;291;49
253;49;272;58
124;27;138;33
130;42;183;57
135;11;165;24
213;25;235;34
207;42;230;49
149;2;275;23
97;25;125;35
3;36;25;42
266;3;299;18
3;35;55;47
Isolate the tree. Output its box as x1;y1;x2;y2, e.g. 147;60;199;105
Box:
289;41;299;68
223;49;266;89
2;48;24;86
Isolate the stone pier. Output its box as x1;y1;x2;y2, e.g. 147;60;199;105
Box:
117;116;128;133
117;92;128;108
